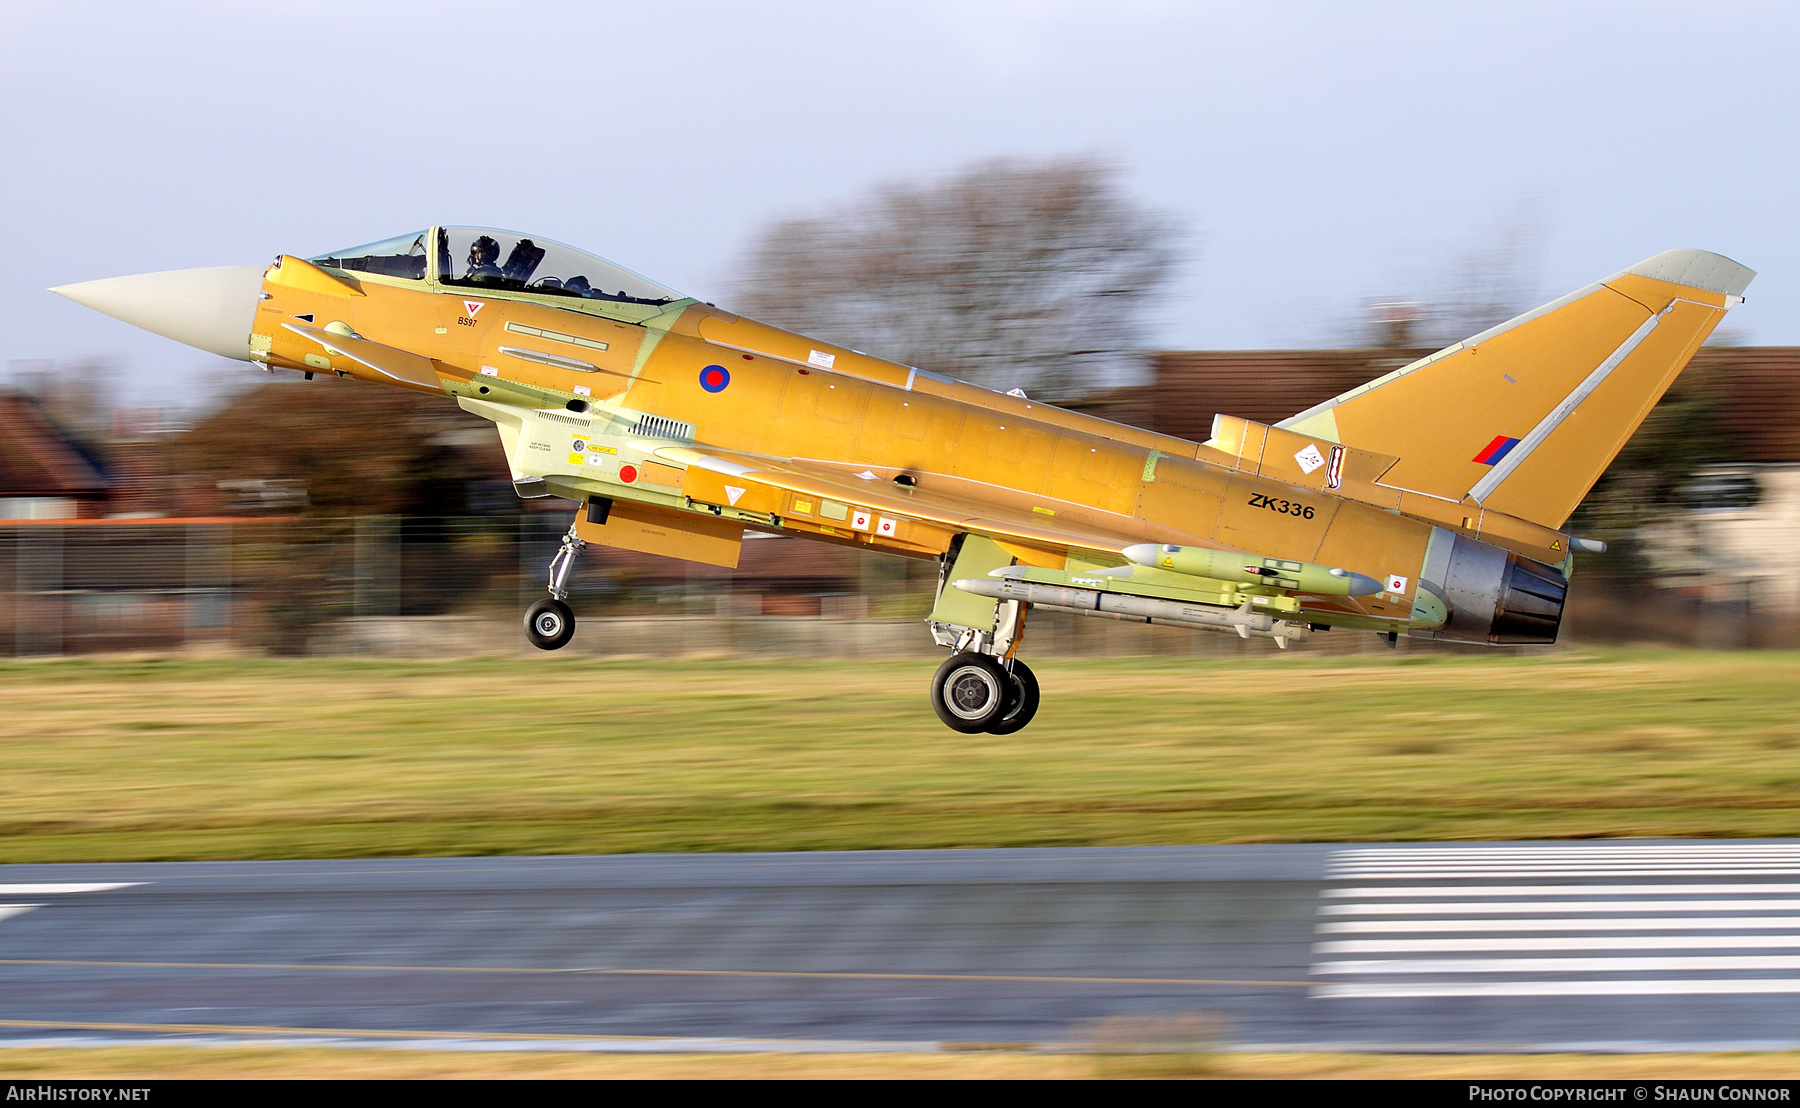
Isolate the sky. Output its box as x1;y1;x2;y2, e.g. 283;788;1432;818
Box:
2;0;1796;405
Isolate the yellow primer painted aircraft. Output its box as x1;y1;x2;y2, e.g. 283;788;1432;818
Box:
53;229;1754;732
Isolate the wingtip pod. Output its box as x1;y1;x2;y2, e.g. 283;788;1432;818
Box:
1620;249;1755;299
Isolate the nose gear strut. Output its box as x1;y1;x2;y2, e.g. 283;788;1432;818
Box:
547;520;586;601
525;519;586;650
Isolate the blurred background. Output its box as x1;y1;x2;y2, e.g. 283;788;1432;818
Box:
3;1;1797;658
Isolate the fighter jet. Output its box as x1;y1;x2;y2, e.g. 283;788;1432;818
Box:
52;228;1753;732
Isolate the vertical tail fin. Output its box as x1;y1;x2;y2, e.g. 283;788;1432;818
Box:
1278;249;1754;529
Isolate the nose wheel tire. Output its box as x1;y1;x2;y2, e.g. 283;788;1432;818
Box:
985;659;1040;735
931;652;1012;733
525;598;575;651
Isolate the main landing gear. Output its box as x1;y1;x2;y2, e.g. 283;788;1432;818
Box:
525;521;584;651
927;573;1041;733
931;653;1040;735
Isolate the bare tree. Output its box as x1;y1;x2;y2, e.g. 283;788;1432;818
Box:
1352;200;1551;349
1423;200;1551;344
731;157;1183;401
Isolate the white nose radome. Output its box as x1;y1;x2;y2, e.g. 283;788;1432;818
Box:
51;264;267;361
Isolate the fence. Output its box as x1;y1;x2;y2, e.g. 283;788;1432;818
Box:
2;516;1789;658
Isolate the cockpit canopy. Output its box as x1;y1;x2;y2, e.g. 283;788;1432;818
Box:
438;228;681;306
311;230;429;280
308;226;683;308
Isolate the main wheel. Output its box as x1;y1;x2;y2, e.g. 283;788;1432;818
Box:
931;652;1010;733
524;598;575;650
986;659;1040;734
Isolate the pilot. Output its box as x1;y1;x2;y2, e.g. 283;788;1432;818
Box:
465;236;504;280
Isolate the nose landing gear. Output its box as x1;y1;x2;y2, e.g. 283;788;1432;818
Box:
525;520;585;651
525;597;574;650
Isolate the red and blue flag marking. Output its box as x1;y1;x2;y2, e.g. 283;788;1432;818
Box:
1473;435;1521;465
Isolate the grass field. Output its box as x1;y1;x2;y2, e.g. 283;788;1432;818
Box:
2;649;1798;862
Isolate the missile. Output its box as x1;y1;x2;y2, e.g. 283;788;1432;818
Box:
1118;543;1381;596
953;576;1311;647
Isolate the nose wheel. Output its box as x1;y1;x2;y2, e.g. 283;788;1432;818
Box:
525;598;574;650
930;654;1041;734
525;520;585;651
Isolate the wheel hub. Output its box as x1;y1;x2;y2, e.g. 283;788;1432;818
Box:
948;668;997;718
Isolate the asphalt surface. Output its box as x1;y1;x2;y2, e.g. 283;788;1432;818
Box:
4;843;1800;1051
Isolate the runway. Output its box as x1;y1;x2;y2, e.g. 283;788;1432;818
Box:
4;843;1800;1052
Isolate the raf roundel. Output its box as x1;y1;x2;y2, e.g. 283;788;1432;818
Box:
699;364;731;393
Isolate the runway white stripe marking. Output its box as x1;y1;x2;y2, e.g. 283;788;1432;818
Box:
1322;899;1800;915
1315;979;1800;999
1332;853;1800;860
1332;870;1800;877
1313;844;1800;999
1320;917;1800;933
1316;954;1800;975
0;884;141;895
0;906;40;924
1317;935;1800;953
1332;863;1800;869
1334;860;1800;866
1336;852;1800;859
1325;884;1800;898
1339;848;1800;856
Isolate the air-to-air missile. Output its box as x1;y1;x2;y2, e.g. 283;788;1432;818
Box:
1120;543;1383;595
955;546;1389;647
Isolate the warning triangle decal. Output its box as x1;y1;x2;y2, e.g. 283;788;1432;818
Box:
463;300;483;317
724;485;745;506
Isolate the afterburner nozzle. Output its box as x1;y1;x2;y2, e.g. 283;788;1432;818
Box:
51;264;267;361
1121;542;1381;596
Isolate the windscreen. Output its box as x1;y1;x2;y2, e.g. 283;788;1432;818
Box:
310;231;429;280
437;227;681;305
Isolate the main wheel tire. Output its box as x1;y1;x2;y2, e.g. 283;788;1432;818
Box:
986;660;1041;735
931;652;1010;733
524;598;575;650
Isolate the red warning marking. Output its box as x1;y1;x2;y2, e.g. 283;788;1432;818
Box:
619;464;638;484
